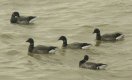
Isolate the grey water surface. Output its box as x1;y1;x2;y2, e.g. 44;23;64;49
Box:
0;0;132;80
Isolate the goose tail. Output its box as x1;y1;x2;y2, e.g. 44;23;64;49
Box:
28;16;36;20
81;43;92;49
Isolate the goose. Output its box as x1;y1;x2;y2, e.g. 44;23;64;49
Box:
58;36;91;49
10;11;36;24
26;38;57;55
79;55;107;70
93;28;124;41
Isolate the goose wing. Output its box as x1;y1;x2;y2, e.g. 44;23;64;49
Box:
67;42;91;49
80;62;97;69
82;62;107;70
33;45;57;54
102;33;116;41
102;32;124;41
17;16;36;24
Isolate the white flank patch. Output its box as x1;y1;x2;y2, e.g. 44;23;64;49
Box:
116;35;124;40
49;49;56;54
82;45;92;49
29;17;36;23
99;64;107;70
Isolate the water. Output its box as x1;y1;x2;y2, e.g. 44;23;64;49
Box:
0;0;132;80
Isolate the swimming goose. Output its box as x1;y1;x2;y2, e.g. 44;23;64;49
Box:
10;11;36;24
58;36;91;49
93;28;124;41
79;55;107;70
26;38;57;55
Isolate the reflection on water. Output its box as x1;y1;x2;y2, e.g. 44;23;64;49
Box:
95;40;102;46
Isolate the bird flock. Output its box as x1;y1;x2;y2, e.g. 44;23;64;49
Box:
10;11;124;70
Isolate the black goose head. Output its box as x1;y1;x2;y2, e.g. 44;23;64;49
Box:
79;55;89;67
26;38;34;44
12;12;20;17
93;28;102;40
26;38;34;53
10;11;20;23
93;28;100;34
58;36;67;47
84;55;89;61
58;36;67;41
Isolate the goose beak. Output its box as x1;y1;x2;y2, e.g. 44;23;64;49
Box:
26;40;29;42
58;38;61;40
